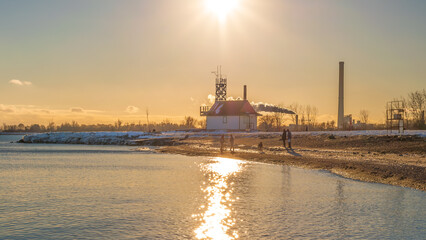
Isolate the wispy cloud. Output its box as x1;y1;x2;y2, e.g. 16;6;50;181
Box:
9;79;32;86
70;107;84;113
125;105;139;114
0;104;15;113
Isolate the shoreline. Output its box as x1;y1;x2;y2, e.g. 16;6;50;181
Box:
13;131;426;191
157;135;426;192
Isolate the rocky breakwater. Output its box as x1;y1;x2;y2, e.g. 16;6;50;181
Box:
18;132;186;146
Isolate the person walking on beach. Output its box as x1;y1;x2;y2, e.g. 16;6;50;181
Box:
220;134;225;153
287;129;292;149
282;128;287;148
230;134;235;153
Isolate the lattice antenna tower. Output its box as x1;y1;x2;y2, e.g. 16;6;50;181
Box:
386;100;405;134
212;66;227;101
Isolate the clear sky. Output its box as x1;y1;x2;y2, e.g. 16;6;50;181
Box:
1;0;425;125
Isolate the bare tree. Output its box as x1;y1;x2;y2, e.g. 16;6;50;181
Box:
199;119;207;129
406;89;425;129
183;116;197;128
288;102;301;124
18;123;25;131
359;110;369;124
272;112;284;130
298;107;305;126
359;110;369;130
114;119;122;130
47;122;55;132
305;105;318;127
258;115;275;132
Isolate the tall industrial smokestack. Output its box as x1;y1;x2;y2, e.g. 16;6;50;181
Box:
338;61;344;130
243;85;247;100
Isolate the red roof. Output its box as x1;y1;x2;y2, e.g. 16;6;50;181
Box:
206;100;261;116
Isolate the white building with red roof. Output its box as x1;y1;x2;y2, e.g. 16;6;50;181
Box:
203;100;260;130
200;84;261;130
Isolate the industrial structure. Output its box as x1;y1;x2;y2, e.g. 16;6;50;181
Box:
337;61;345;130
200;67;261;130
386;100;405;134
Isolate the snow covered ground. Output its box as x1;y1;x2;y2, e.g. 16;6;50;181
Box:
19;130;425;145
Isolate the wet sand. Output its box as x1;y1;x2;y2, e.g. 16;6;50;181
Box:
158;134;426;191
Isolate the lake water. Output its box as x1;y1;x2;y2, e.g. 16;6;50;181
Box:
0;135;425;239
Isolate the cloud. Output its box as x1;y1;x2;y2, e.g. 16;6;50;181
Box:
9;79;32;86
70;107;84;113
125;105;139;114
36;109;51;114
207;94;215;104
0;104;15;113
190;97;195;102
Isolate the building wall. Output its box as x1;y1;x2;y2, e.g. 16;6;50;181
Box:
207;116;239;130
238;115;257;130
207;115;257;130
250;115;257;130
239;116;249;129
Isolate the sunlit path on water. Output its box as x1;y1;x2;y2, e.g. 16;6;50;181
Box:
193;157;244;239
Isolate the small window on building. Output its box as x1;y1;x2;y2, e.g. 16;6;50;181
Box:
223;116;227;123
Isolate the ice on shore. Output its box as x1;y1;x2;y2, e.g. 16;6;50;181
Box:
20;132;152;145
19;130;425;145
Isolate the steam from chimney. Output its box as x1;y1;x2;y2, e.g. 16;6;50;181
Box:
252;102;295;114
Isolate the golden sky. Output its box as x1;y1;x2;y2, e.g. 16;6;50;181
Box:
1;0;425;125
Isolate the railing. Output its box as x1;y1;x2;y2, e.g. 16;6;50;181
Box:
200;106;210;116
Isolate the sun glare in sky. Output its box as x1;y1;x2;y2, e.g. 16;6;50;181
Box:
204;0;240;22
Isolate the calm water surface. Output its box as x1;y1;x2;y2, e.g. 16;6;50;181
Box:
0;135;425;239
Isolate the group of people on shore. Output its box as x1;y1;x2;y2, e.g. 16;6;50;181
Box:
220;134;235;153
259;129;292;152
281;128;292;149
219;128;292;154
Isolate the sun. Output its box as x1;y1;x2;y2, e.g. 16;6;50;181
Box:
204;0;240;22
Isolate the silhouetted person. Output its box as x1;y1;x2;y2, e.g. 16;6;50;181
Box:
220;134;225;153
258;141;263;152
282;128;287;148
230;134;235;153
287;129;292;149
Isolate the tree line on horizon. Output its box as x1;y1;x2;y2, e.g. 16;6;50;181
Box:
1;116;202;133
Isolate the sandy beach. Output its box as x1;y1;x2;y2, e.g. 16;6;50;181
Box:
158;133;426;191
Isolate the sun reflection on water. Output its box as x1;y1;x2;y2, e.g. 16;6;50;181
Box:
194;157;244;239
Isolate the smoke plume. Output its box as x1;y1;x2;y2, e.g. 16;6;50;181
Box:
252;103;295;114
